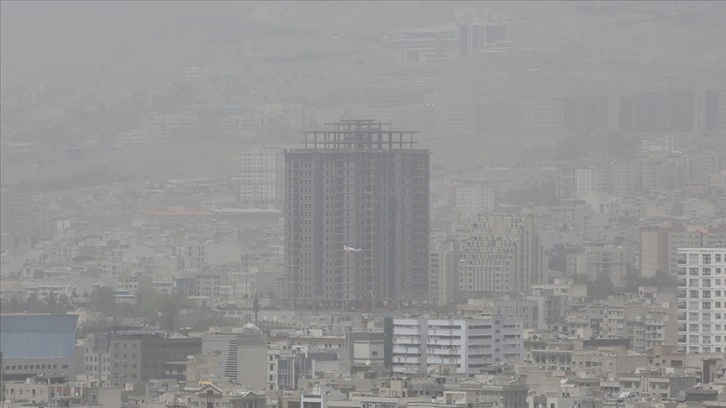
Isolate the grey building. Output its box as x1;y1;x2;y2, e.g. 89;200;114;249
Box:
284;120;430;310
109;330;201;386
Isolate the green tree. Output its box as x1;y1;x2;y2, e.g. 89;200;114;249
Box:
134;291;193;331
640;271;678;288
589;272;616;300
42;290;61;313
77;318;110;338
89;286;116;315
27;293;41;312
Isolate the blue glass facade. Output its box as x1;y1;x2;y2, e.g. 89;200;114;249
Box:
0;314;78;359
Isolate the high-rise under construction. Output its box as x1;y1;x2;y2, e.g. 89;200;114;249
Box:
283;120;429;310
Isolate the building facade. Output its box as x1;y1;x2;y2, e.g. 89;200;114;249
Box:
0;314;78;381
453;186;494;215
109;330;201;386
429;239;461;306
458;215;545;294
677;247;726;354
284;120;430;309
239;149;284;209
201;323;267;388
386;316;524;375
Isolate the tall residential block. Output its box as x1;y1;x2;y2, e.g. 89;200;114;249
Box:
283;120;429;309
677;247;726;354
458;215;545;294
452;185;495;214
239;149;284;209
640;226;673;278
429;239;461;306
639;225;726;278
667;227;726;276
385;316;524;375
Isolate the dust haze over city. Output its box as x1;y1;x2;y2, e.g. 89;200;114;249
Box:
1;1;726;407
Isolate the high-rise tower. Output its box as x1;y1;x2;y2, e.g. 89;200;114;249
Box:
284;120;430;310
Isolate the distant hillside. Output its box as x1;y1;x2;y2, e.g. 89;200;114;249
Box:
2;1;724;92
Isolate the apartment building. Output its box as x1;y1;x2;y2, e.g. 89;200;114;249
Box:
109;330;201;386
429;239;461;306
239;149;284;209
458;215;545;294
640;227;670;278
555;168;594;199
677;247;726;354
452;186;495;215
81;333;112;384
201;323;267;388
383;23;461;63
386;315;524;375
584;245;633;288
284;120;429;309
668;228;726;276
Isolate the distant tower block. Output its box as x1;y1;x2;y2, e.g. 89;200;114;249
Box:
284;120;430;310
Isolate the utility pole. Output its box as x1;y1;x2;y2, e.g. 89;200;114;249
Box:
253;292;260;326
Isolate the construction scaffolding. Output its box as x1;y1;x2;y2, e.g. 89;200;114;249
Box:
302;119;418;151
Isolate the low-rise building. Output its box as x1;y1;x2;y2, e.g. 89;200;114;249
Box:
109;329;201;386
386;315;524;375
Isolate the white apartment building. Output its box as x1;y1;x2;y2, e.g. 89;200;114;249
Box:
459;215;545;293
668;229;726;276
677;247;726;354
239;149;284;209
389;315;523;375
228;269;257;301
384;23;459;63
454;186;494;215
556;168;593;199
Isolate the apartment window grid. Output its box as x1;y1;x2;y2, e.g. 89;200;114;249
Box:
677;247;726;354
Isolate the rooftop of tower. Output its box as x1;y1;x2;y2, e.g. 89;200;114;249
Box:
300;119;421;151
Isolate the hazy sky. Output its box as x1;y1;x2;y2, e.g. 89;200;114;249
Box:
2;1;725;92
